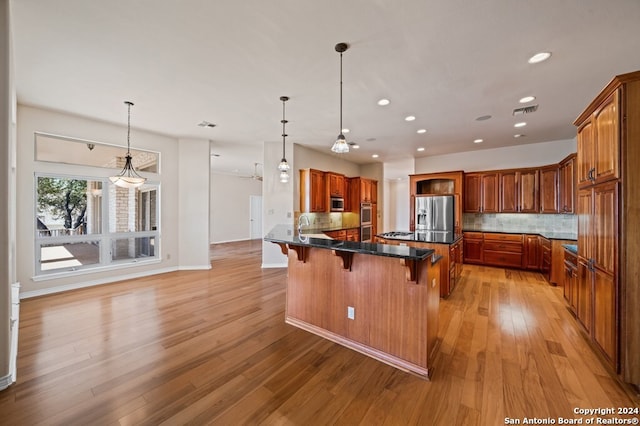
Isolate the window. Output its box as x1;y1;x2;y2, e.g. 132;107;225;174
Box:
35;174;160;276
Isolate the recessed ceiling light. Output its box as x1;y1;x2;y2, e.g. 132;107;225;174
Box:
405;115;416;122
348;142;360;149
372;154;379;158
514;134;526;138
474;139;483;144
377;99;390;106
417;129;427;134
475;115;492;121
519;96;536;103
514;122;527;128
528;52;551;64
417;147;425;152
342;128;350;133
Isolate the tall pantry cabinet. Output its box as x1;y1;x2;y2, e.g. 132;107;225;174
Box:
574;70;640;388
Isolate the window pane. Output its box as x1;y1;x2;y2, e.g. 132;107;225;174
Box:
37;177;102;236
35;133;159;173
40;241;100;271
111;236;156;261
109;186;158;232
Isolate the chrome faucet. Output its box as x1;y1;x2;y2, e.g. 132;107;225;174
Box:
298;214;310;235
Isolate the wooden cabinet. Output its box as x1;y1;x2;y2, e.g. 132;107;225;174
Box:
540;237;551;281
464;172;498;213
482;233;523;269
346;229;359;242
499;169;539;213
370;180;378;203
463;232;483;264
576;257;592;332
559;154;576;213
327;172;345;198
410;171;463;232
550;239;576;286
523;234;540;270
300;169;326;212
539;166;559;213
349;177;378;211
577;90;620;188
563;248;578;312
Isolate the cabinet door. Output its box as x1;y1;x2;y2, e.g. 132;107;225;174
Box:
563;262;573;303
523;235;540;269
481;173;499;213
361;179;372;202
328;173;345;198
593;267;617;368
370;180;378;203
593;182;618;274
539;166;559;213
577;189;593;261
519;169;540;213
464;174;482;212
499;171;518;213
577;121;595;188
576;258;592;333
594;90;620;184
560;155;576;213
310;170;326;212
463;238;483;264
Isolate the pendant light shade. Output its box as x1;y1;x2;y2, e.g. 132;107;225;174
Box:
278;96;290;183
109;101;147;188
331;42;349;154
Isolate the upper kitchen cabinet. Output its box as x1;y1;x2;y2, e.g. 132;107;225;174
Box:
410;171;463;232
349;177;378;210
559;154;576;213
539;165;559;213
573;70;640;384
577;90;620;188
299;169;326;212
464;172;498;213
326;172;345;198
498;169;538;213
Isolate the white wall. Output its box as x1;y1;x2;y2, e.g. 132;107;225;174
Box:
210;172;262;243
16;105;181;296
387;179;410;231
414;139;576;173
178;139;211;269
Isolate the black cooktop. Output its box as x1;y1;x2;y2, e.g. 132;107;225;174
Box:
378;230;460;244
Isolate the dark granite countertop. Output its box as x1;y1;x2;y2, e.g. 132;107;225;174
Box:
377;231;463;245
265;225;435;261
562;244;578;254
463;228;577;241
303;225;360;232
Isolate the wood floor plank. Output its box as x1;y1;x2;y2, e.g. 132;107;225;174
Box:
1;240;637;425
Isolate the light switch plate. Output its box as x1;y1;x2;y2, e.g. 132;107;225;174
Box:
347;306;355;320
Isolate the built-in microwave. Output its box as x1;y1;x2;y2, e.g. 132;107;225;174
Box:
330;197;344;212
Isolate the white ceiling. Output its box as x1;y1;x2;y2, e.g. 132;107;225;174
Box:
12;0;640;179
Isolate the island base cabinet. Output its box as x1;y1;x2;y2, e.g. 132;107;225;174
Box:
285;246;440;379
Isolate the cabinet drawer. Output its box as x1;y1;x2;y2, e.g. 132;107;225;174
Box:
483;233;523;242
463;232;483;240
483;241;522;253
483;251;523;268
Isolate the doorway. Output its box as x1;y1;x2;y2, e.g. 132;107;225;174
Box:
249;195;262;240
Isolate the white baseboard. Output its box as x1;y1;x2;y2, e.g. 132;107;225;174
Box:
210;237;255;244
261;263;287;269
20;266;179;299
0;373;13;391
178;264;212;271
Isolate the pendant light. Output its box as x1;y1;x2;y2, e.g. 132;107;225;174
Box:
278;96;290;183
109;101;147;188
331;42;349;154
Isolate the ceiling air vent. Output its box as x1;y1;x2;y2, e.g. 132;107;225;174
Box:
198;121;217;128
512;104;538;116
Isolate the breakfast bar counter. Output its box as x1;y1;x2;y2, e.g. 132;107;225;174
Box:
265;225;442;379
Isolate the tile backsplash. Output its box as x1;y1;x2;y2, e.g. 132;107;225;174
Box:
463;213;577;234
293;212;360;230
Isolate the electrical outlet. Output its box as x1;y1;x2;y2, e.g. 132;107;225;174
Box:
347;306;355;320
166;253;171;260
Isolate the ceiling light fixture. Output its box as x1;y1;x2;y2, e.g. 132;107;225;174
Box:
372;154;379;158
331;42;350;154
514;122;527;128
405;115;416;122
342;128;350;133
109;101;146;188
528;52;551;64
417;147;425;152
514;134;525;138
348;142;360;149
377;99;390;106
519;96;536;103
278;96;290;183
417;129;427;134
474;139;483;144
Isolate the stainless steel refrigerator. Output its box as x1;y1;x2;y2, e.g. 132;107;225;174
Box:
415;195;454;231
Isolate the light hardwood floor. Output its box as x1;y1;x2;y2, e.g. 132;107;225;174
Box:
1;240;638;425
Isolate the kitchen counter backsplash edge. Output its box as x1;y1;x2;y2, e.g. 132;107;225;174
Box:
463;213;577;240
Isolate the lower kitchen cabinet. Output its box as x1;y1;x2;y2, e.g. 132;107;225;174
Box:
593;267;617;365
463;232;483;264
482;233;523;269
576;258;592;333
540;237;551;281
563;248;578;312
523;234;540;270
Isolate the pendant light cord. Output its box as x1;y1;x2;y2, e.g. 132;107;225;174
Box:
282;99;287;158
125;101;134;155
339;51;343;134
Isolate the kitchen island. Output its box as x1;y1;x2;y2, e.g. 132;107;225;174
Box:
265;225;441;379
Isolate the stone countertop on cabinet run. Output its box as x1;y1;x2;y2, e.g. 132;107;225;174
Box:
265;225;435;261
462;228;577;241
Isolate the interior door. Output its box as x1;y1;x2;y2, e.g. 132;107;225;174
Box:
250;195;262;240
